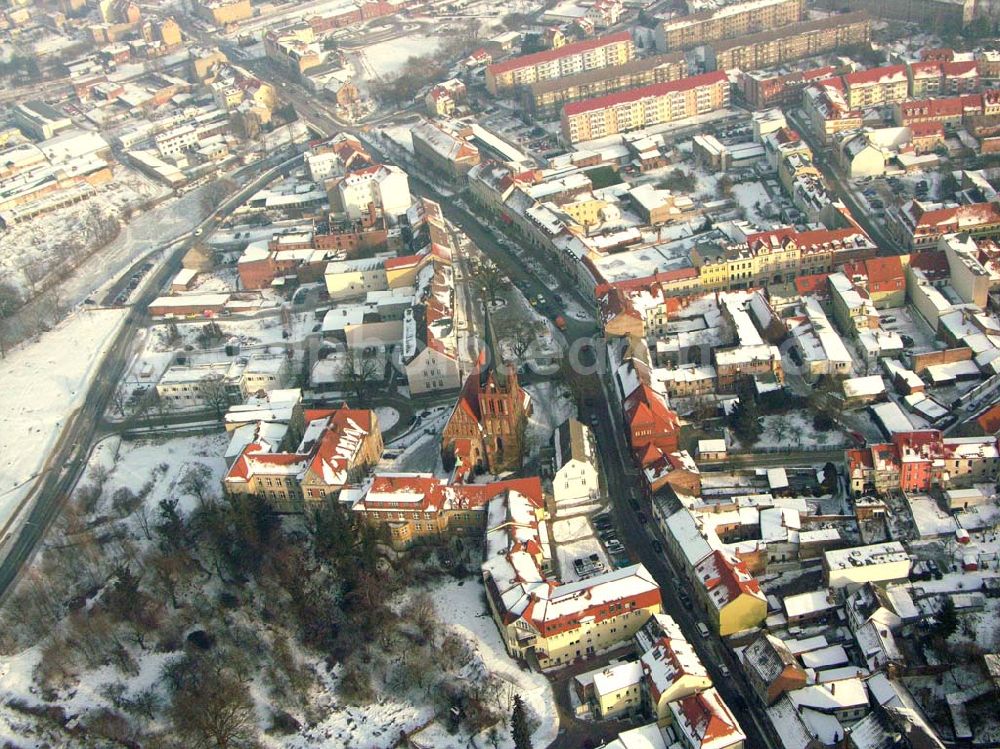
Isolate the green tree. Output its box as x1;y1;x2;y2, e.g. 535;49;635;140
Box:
934;597;958;641
511;694;533;749
731;377;761;444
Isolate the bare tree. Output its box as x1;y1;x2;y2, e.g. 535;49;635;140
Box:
196;375;231;420
474;261;507;306
340;349;382;407
506;321;535;363
179;463;215;506
0;280;21;358
168;655;256;749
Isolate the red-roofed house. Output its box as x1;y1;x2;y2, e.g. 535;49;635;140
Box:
624;384;681;460
795;272;830;297
895;199;1000;248
693;549;767;635
669;687;747;749
223;405;383;510
638;615;712;724
351;474;544;548
844;256;905;308
894;95;970;127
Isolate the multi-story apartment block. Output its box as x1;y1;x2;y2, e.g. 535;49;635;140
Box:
893;94;983;127
524;52;686;120
654;0;803;52
708;12;870;73
486;31;635;95
907;59;980;97
560;71;730;144
223;406;384;510
695;226;877;290
843;65;909;109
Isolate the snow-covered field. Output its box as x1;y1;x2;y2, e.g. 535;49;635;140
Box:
0;308;126;532
359;33;446;77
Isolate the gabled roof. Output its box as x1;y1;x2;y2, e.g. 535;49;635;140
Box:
671;688;745;749
694;549;764;611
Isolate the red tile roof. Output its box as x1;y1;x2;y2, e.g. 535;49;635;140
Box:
942;60;979;77
795;272;829;296
562;70;727;117
977;402;1000;434
844;64;907;87
863;255;904;284
899;96;966;119
384;253;422;270
909;61;942;78
487;30;631;76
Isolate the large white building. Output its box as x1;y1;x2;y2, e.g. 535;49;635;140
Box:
551;418;600;505
824;542;911;590
334;164;412;223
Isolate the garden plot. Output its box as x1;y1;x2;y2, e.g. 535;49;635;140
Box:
734;411;848;450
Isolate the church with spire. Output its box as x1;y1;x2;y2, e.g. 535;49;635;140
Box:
441;304;531;477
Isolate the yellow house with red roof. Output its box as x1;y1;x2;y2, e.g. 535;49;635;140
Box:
693;550;767;636
223;406;383;511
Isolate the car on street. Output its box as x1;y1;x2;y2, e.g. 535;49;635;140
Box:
719;665;730;678
678;590;692;609
636;511;647;524
696;623;711;638
650;539;662;553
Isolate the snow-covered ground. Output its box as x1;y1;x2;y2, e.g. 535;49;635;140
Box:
524;382;575;456
0;308;126;533
734;412;848;450
85;433;230;519
375;406;400;432
358;33;446;77
731;181;773;228
280;579;559;749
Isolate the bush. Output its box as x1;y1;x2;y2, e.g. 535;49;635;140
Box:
813;411;834;431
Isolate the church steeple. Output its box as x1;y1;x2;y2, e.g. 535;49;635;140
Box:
480;298;507;388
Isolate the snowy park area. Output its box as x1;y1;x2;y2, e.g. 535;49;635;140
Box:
0;307;126;532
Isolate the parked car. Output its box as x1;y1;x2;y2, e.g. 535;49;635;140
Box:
651;539;663;554
636;511;648;524
697;623;711;638
719;664;731;677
